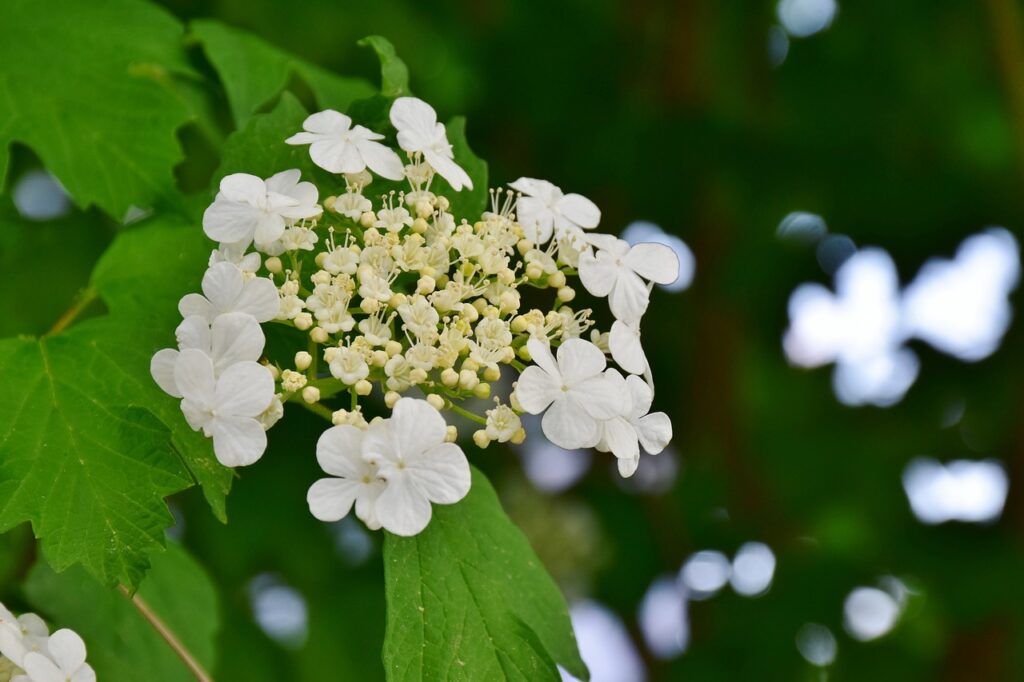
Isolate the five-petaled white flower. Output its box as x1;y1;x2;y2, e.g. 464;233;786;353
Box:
178;262;280;323
362;398;471;536
514;338;620;450
151;312;265;398
174;349;275;467
0;605;48;671
390;97;473;191
19;630;95;682
286;110;404;180
203;170;320;247
579;235;679;325
597;371;673;478
509;177;601;246
307;425;386;530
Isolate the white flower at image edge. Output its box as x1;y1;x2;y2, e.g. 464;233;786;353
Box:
389;97;473;191
19;630;95;682
598;371;673;478
579;235;680;324
202;170;320;246
307;424;386;530
364;398;471;536
608;319;647;376
175;349;275;467
514;338;620;450
0;607;48;670
178;262;279;323
285;110;404;180
509;177;600;245
150;312;266;398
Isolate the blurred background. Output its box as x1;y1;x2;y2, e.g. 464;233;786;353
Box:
6;0;1024;679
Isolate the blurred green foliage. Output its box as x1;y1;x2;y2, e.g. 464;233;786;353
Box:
3;0;1024;679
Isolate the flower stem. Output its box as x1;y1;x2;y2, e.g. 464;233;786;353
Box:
45;287;98;336
446;401;487;425
118;585;214;682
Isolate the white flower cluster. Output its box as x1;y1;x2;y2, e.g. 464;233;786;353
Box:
0;603;94;682
152;95;678;535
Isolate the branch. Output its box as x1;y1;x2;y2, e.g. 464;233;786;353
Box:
119;586;214;682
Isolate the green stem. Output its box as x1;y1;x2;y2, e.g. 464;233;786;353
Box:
446;401;487;425
119;586;213;682
46;288;99;336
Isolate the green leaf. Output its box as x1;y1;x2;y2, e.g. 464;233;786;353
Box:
358;36;411;97
24;540;219;680
0;0;196;219
382;467;587;681
437;116;489;220
191;20;375;127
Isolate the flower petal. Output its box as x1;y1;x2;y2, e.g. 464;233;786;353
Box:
233;277;280;322
608;269;651;324
0;622;28;665
307;478;361;522
210;312;265;371
175;315;211;351
150;348;181;397
202;196;262;244
300;109;352;135
617;455;640;478
390;97;439;152
514;366;561;414
556;338;606;386
316;425;367;478
71;664;96;682
177;293;213;321
542;395;600;449
578;251;618;298
211;415;267;467
425;150;473;191
571;374;622;421
310;138;364;174
356;138;405;180
173;349;215;405
609;320;647;375
526;337;560;378
47;629;86;674
201;262;244;312
253;212;287;245
390;398;447;459
556;193;600;229
374;473;433;536
22;652;64;682
264;168;301;194
624;242;679;284
625;374;654;418
215;361;273;417
219;173;265;203
636;412;672;454
515;196;554;244
601;416;639;461
407;442;470;504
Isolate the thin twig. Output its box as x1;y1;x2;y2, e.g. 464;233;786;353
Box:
45;288;98;336
118;586;214;682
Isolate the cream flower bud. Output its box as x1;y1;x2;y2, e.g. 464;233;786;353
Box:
557;286;576;301
458;369;479;390
510;427;526;444
472;430;491;449
371;349;389;367
517;239;534;256
266;256;283;273
359;211;376;228
410;368;428;384
311;270;332;285
361;298;380;314
462;358;480;372
295;351;312;371
310;326;329;344
415;200;433;218
388;292;407;308
445;425;458;442
473;382;491;399
302;386;321;404
332;409;349;425
281;369;307;392
511;315;528;333
437;196;450;211
509;388;523;412
441;368;459;387
417;276;436;294
497;268;516;285
426;394;445;410
385;390;401;408
324;347;340;363
548;271;566;288
461;304;479;323
355;379;373;396
483;366;501;381
264;363;281;381
525;262;543;280
294;312;313;330
385;340;403;357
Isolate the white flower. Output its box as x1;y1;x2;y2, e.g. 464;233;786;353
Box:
333;192;372;220
307;425;385;530
485;403;521;443
0;605;48;670
209;240;261;273
202;170;320;246
578;236;679;324
20;630;95;682
608;319;647;375
178;262;280;323
374;206;413;233
389;97;473;191
175;349;275;467
328;346;369;385
597;372;672;478
509;177;600;245
285;110;404;179
514;338;620;449
397;296;440;339
362;398;471;536
151;312;265;398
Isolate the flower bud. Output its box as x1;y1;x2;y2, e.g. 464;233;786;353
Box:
441;368;459;387
417;276;436;295
385;391;401;408
385;340;403;357
355;379;373;396
517;239;534;256
557;286;576;302
458;369;479;390
445;425;458;442
483;366;501;382
388;292;407;308
473;382;491;399
265;256;283;274
263;362;280;381
472;430;491;449
332;409;349;425
301;386;321;404
525;262;543;280
548;271;566;288
510;427;526;445
359;211;376;228
410;368;428;384
371;350;389;367
426;394;445;410
360;298;380;314
511;316;528;333
415;201;433;218
294;351;312;371
310;327;328;344
509;389;523;412
294;313;313;330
